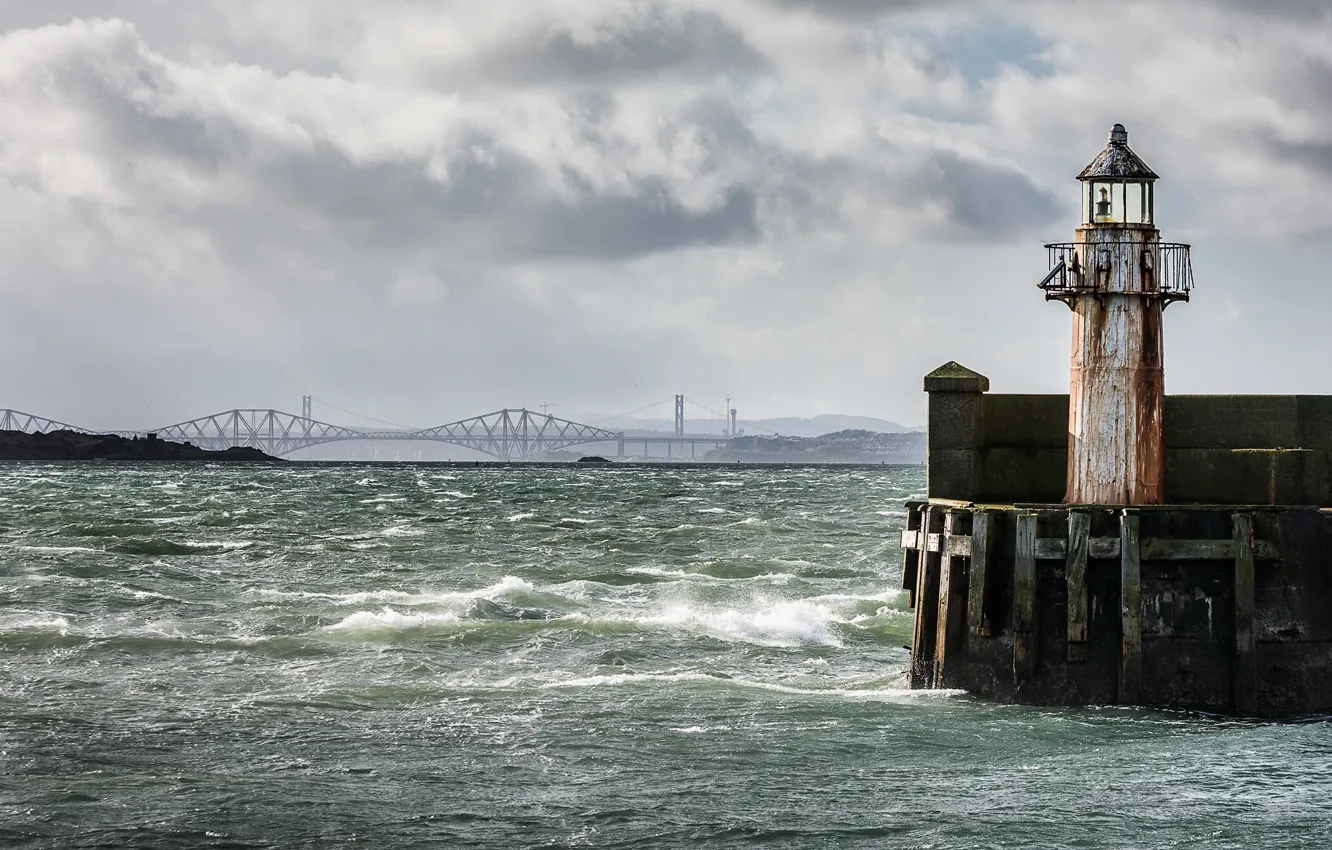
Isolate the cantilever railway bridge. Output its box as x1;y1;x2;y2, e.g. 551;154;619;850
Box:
0;407;733;461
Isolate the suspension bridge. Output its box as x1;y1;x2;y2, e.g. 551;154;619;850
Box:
0;395;755;461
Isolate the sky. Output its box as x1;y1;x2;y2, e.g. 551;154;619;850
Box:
2;0;1331;431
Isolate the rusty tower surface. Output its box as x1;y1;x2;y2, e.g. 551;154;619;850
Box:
1039;124;1192;504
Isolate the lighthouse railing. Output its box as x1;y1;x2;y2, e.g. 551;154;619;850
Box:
1040;242;1193;304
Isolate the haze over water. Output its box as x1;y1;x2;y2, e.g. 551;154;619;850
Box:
2;463;1329;848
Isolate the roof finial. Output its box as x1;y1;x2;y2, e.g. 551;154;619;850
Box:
1110;123;1128;145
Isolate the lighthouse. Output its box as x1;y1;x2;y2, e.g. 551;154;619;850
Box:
902;126;1332;716
1039;124;1193;505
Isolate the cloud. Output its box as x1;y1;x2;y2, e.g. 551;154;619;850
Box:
756;0;965;18
1;1;1331;430
470;6;774;84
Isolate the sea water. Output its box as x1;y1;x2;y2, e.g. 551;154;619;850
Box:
1;463;1329;848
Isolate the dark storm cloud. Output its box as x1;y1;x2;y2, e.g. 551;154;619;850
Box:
20;21;1044;281
1208;0;1332;19
246;142;761;260
773;145;1060;241
758;0;950;17
1261;135;1332;199
760;0;1328;21
915;150;1061;236
10;21;760;262
472;8;773;84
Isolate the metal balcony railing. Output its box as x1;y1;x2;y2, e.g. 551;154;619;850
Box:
1039;242;1193;307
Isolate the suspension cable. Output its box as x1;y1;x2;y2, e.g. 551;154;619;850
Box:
591;396;674;426
310;397;419;430
683;396;781;436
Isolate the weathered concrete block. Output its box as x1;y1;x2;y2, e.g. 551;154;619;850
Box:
1295;396;1332;449
928;391;985;451
982;394;1068;449
1166;449;1277;504
927;449;980;501
1166;396;1298;449
978;448;1066;503
1272;449;1327;505
1166;448;1328;505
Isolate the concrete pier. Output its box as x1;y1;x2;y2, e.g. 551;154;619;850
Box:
903;364;1332;715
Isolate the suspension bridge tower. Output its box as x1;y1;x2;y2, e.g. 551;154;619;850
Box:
1039;124;1191;505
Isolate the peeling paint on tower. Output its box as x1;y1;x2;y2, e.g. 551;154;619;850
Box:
1040;125;1191;505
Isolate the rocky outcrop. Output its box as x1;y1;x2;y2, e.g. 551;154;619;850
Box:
0;430;278;461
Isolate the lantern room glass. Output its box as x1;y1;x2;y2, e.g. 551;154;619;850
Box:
1083;179;1153;225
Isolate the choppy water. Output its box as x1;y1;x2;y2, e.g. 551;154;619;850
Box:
1;463;1330;849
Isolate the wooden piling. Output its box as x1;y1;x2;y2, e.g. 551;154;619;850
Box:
966;510;995;637
1066;511;1090;662
902;505;922;608
935;511;969;687
910;508;944;688
1013;513;1038;680
1119;511;1142;705
1232;513;1257;714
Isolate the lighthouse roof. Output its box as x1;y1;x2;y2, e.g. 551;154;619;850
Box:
1077;124;1159;181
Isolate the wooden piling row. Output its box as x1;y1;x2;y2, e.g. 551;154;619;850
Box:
901;503;1266;711
909;508;943;688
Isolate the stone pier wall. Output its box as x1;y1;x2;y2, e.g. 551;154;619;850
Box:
924;363;1332;506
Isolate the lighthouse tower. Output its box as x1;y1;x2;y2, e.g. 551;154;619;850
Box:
1039;124;1193;505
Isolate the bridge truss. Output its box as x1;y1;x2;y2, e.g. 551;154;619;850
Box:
0;410;95;435
1;407;625;461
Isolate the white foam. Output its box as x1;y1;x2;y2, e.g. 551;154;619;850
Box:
131;590;183;602
806;589;905;606
254;576;536;609
324;608;461;636
543;671;964;702
648;599;843;647
0;614;71;634
16;545;101;554
620;566;794;587
559;518;594;525
545;671;717;689
507;512;536;522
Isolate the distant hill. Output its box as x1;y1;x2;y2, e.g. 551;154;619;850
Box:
573;413;919;438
